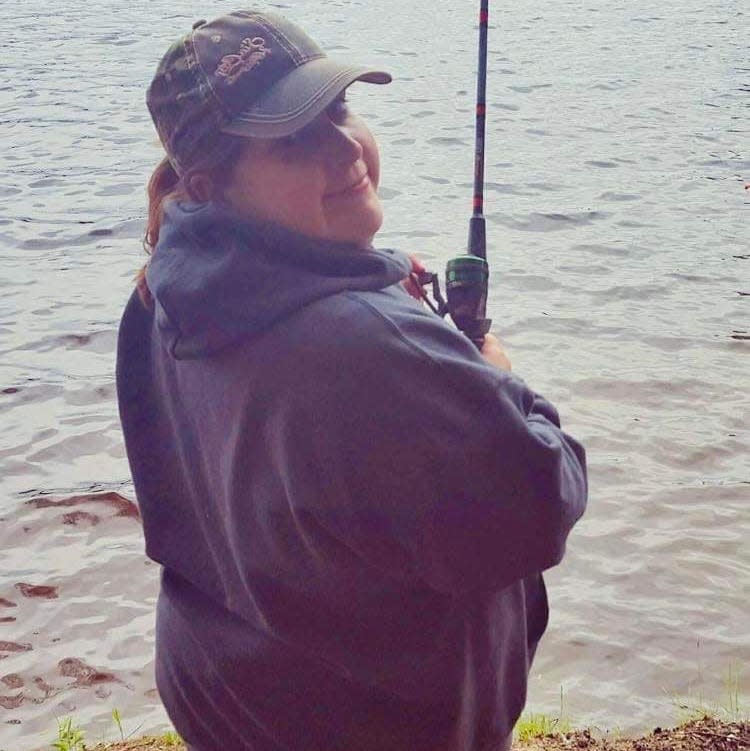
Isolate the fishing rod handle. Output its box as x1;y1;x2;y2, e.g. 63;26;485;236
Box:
468;214;487;260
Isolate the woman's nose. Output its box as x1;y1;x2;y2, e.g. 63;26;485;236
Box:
320;120;364;164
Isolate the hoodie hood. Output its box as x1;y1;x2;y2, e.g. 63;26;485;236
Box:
146;200;411;359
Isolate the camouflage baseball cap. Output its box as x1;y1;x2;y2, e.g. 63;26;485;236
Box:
147;10;392;174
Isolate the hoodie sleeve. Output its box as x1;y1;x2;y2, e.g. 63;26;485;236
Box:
280;289;588;596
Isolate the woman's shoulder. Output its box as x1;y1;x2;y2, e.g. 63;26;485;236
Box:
287;283;483;368
255;282;515;414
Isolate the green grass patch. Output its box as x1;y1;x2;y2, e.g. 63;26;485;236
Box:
52;717;87;751
157;731;183;747
515;712;572;742
49;710;183;750
669;662;747;726
515;686;571;741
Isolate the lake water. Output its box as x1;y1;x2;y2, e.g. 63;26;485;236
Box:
1;0;748;748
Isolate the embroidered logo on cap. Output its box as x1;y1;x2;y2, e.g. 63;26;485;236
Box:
215;37;272;84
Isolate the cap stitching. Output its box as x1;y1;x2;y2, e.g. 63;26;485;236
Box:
232;12;297;61
294;51;325;65
215;37;272;84
187;30;227;114
259;20;308;65
233;12;304;63
250;16;303;64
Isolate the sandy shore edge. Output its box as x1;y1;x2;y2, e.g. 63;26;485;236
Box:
84;717;749;751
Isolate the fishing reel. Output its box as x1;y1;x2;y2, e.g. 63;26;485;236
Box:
413;255;491;349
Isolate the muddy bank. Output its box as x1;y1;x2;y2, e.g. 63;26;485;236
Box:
88;718;749;751
519;717;749;750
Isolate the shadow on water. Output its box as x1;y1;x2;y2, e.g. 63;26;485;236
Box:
0;490;152;732
26;491;140;522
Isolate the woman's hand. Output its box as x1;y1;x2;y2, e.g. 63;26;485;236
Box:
402;257;510;372
480;333;512;371
402;255;427;302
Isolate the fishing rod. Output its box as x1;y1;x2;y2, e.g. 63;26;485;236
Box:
416;0;492;347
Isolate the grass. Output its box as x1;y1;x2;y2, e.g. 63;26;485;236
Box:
669;661;747;726
513;666;748;744
51;717;86;751
514;686;572;741
515;713;572;742
155;732;183;747
50;671;747;750
112;709;125;742
50;711;183;750
58;708;574;748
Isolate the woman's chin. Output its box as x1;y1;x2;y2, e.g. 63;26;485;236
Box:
325;199;383;247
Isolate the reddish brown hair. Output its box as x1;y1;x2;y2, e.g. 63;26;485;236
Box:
136;134;247;308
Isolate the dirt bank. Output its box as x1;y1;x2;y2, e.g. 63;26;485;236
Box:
89;717;749;751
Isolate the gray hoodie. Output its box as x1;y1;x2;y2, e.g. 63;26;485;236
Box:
116;199;587;751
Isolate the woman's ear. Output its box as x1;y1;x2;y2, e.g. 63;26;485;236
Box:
185;172;214;202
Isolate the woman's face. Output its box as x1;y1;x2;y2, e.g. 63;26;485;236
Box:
222;91;384;247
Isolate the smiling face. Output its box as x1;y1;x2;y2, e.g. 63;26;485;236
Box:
221;91;384;247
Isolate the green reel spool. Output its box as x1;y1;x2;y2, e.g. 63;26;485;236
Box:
445;255;491;345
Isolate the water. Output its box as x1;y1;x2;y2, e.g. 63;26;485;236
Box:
1;0;748;747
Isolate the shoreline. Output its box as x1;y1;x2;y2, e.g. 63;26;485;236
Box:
78;717;749;751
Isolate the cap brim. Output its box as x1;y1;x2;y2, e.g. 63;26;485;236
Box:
220;57;391;139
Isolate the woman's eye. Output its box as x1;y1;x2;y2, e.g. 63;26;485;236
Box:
328;97;350;122
273;96;350;153
275;132;303;151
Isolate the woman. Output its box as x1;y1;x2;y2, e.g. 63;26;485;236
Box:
117;10;587;751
